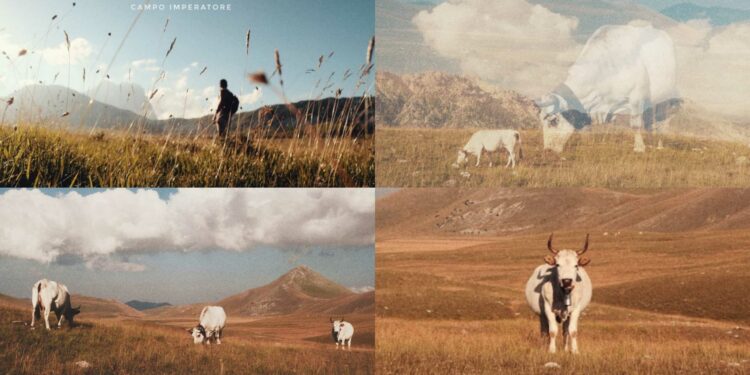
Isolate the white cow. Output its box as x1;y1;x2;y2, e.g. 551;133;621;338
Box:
537;23;678;152
331;317;354;349
454;129;523;168
188;306;226;345
31;279;80;330
525;234;592;354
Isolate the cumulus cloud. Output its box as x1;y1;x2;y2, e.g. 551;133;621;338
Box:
41;37;92;65
239;87;263;106
413;0;581;97
0;189;374;271
666;20;750;118
415;0;750;117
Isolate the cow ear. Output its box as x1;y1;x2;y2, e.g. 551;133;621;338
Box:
186;328;193;334
544;255;556;265
578;256;590;266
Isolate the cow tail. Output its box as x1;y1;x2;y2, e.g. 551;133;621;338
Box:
515;132;523;160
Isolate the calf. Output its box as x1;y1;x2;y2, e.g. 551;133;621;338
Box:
455;129;523;168
31;279;80;330
188;306;226;344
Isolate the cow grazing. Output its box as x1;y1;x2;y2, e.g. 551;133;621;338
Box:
330;317;354;349
188;306;226;345
525;234;592;354
31;279;80;330
537;23;678;153
454;129;523;168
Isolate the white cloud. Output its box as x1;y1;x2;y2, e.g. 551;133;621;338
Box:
0;189;374;271
239;87;262;106
41;37;92;65
415;0;750;117
175;74;188;90
413;0;581;97
666;20;750;118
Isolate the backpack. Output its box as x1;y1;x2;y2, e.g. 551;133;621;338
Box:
229;93;240;114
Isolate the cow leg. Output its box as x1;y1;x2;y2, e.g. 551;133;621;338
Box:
562;318;571;352
348;338;352;350
539;313;550;347
543;304;558;353
475;150;482;167
216;329;222;345
56;309;65;328
630;99;646;153
31;303;39;329
505;147;514;168
43;306;51;330
568;309;581;354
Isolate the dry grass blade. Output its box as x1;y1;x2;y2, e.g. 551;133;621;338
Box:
274;49;282;76
199;66;207;75
166;37;176;57
248;71;268;85
51;14;58;20
163;17;169;32
64;30;71;52
6;97;13;106
61;111;70;117
366;36;374;66
149;89;158;100
18;49;27;57
245;28;251;55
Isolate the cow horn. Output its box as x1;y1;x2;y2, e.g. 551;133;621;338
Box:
329;317;333;323
578;233;590;255
547;233;558;254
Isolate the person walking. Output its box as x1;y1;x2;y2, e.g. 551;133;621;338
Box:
213;79;239;138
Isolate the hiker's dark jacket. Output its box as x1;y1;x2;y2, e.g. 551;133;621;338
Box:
214;88;233;135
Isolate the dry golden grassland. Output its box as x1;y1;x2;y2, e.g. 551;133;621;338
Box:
0;307;373;375
376;127;750;187
376;231;750;374
0;125;373;187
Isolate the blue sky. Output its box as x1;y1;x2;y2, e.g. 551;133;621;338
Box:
0;188;375;304
401;0;750;10
0;0;375;118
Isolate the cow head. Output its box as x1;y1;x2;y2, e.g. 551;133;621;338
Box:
455;149;469;167
537;93;575;153
65;305;81;326
544;233;590;294
331;317;345;333
540;112;575;153
187;324;207;344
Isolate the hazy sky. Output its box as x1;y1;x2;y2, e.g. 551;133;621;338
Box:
0;0;375;119
0;188;375;304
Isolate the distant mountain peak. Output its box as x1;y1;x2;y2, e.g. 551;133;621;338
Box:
216;265;354;316
125;300;172;311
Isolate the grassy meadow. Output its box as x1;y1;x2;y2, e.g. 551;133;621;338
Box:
0;307;373;375
376;231;750;374
375;127;750;187
0;125;373;187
